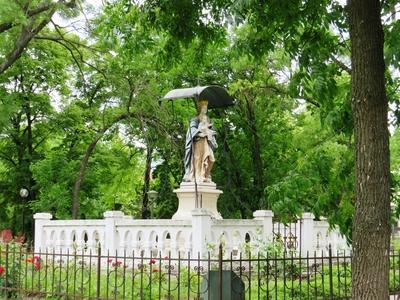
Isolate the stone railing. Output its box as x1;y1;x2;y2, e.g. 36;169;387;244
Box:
34;210;350;257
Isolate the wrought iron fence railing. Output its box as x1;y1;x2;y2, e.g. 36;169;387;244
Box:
0;243;399;299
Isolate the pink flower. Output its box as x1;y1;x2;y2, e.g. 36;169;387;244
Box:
0;229;13;243
149;259;156;265
0;266;5;275
34;256;41;262
34;263;41;271
107;259;113;264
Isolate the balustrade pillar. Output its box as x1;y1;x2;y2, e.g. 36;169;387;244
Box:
170;241;179;258
144;241;152;257
253;210;274;241
191;209;212;258
103;211;124;255
157;241;165;257
184;241;192;256
301;212;315;254
33;213;52;253
87;239;96;254
132;241;139;255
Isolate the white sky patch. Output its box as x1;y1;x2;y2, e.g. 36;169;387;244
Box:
51;0;104;38
118;124;146;149
389;104;397;135
49;90;63;112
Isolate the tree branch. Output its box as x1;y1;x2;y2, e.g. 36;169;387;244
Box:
34;35;86;82
0;2;56;34
0;152;17;166
0;10;55;74
259;83;322;108
34;34;107;79
0;22;14;34
0;0;78;74
330;55;351;73
27;2;57;17
297;96;321;108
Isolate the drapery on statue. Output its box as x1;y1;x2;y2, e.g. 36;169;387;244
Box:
183;100;218;183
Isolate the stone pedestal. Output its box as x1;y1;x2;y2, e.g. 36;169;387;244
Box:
172;182;223;220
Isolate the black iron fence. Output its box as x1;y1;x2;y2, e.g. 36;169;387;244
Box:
0;243;399;299
273;219;301;252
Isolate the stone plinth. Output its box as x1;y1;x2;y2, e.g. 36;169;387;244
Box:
172;182;223;220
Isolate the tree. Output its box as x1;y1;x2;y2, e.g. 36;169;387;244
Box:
348;0;390;298
0;0;78;75
135;1;393;295
0;37;70;236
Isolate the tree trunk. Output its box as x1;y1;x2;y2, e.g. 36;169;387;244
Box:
220;124;251;217
348;0;391;298
71;112;135;219
141;145;153;219
244;93;265;209
72;136;101;219
24;100;36;238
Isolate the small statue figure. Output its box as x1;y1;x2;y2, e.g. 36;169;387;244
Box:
183;100;217;183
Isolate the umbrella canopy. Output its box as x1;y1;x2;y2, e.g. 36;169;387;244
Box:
162;85;235;109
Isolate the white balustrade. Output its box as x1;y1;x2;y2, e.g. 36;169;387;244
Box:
34;210;350;257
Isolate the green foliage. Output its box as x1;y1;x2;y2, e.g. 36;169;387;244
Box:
31;149;77;219
267;112;354;236
2;0;400;245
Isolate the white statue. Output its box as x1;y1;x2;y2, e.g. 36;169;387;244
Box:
183;100;217;183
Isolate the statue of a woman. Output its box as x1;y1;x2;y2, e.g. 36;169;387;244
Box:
183;100;217;183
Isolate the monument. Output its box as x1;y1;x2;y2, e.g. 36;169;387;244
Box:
162;86;235;220
183;99;217;183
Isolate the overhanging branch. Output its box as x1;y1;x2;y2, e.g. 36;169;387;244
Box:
330;55;351;73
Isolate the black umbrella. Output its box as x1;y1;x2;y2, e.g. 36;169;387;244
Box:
162;85;235;109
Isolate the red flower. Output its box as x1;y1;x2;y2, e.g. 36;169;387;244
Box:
34;263;41;271
107;259;113;264
149;259;156;265
27;256;41;264
0;266;5;275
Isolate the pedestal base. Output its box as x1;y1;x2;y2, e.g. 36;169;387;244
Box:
172;182;223;220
